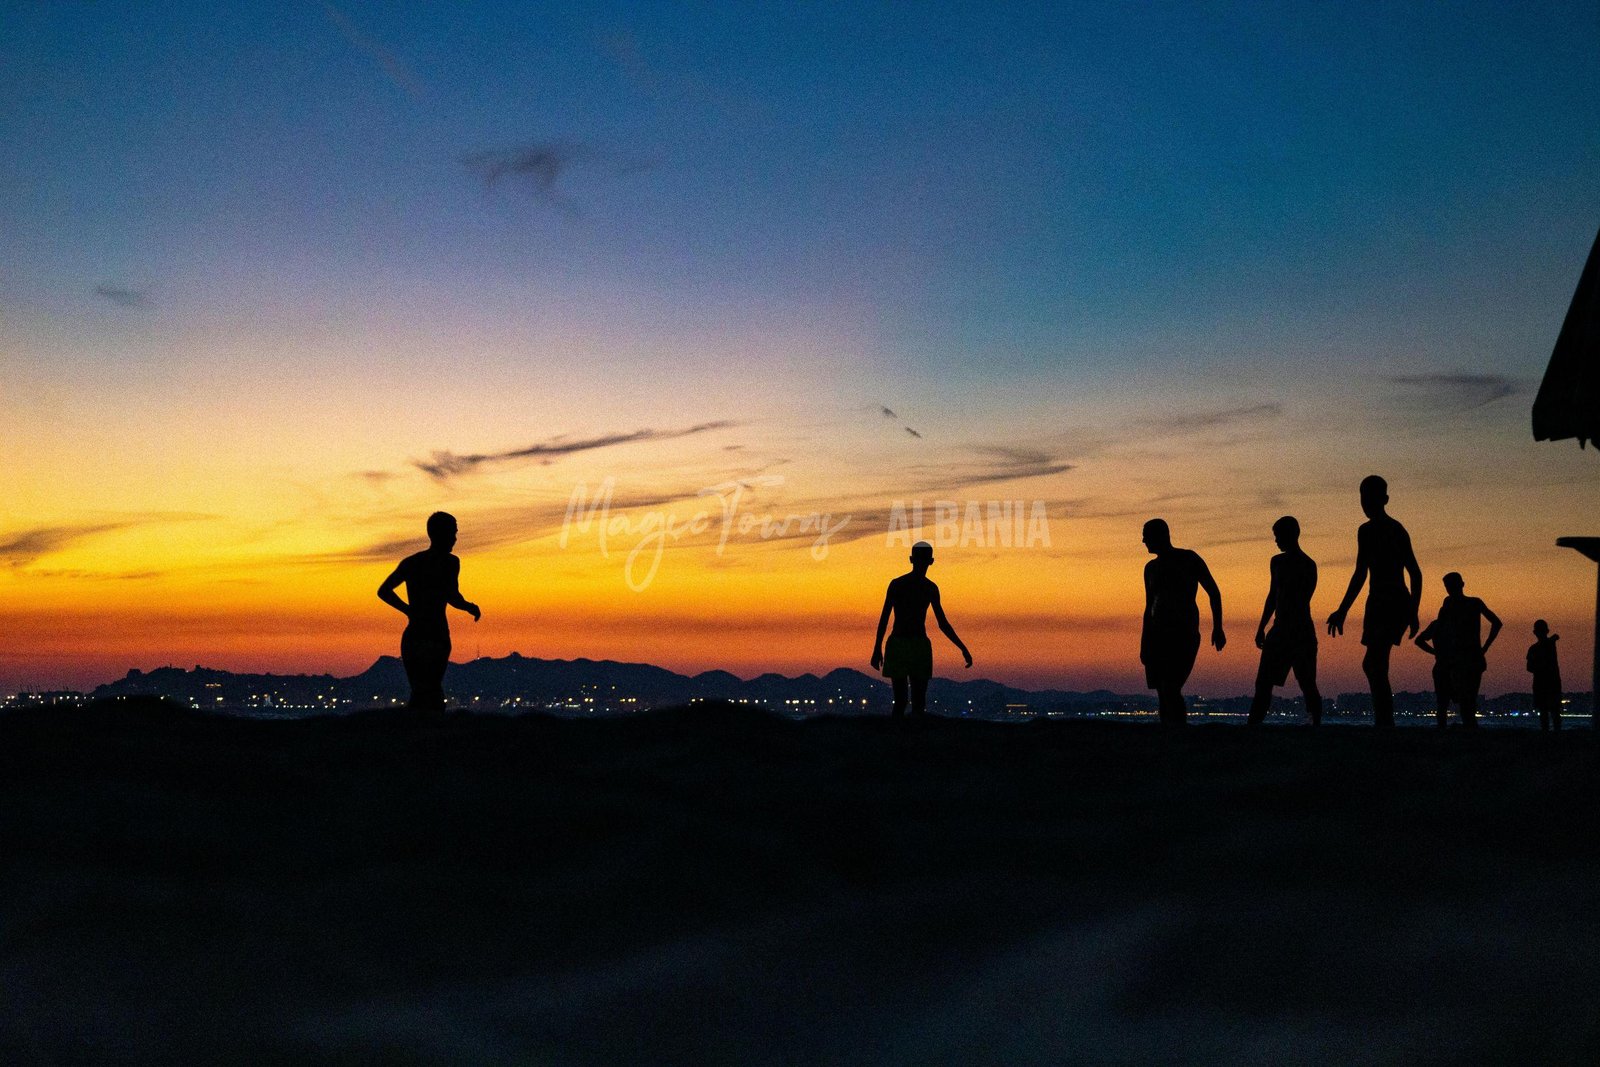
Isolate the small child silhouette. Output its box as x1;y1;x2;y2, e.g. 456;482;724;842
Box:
1526;620;1563;732
378;512;481;712
871;541;971;717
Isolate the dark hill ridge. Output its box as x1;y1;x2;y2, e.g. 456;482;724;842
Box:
90;653;1130;714
1;698;1596;1062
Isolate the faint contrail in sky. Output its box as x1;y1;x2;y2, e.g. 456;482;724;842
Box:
322;2;424;100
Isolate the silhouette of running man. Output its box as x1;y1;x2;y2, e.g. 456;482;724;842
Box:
1527;620;1562;731
871;540;971;717
1326;476;1421;728
1248;516;1322;726
1415;572;1500;728
1140;519;1225;726
378;512;480;711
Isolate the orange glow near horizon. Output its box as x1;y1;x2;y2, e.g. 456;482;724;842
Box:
6;394;1600;699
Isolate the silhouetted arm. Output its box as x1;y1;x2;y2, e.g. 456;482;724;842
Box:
377;565;409;618
870;587;892;671
1255;558;1280;650
1402;536;1423;639
1327;537;1368;637
1415;624;1436;656
444;557;481;621
1197;557;1225;651
1480;603;1502;655
930;585;972;668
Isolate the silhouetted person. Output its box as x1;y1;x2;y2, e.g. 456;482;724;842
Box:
1415;572;1500;728
1527;619;1563;731
871;540;971;717
1140;519;1225;726
1248;516;1322;726
378;512;480;712
1326;475;1422;728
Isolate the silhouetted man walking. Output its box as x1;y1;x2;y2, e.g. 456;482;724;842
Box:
1141;519;1225;726
1248;516;1322;726
1326;476;1421;728
871;540;972;717
378;512;480;711
1416;572;1500;728
1527;620;1563;731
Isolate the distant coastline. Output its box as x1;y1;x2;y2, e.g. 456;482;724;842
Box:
1;654;1589;724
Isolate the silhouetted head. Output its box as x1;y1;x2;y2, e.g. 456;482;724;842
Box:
1533;619;1550;638
1442;571;1464;595
1271;515;1300;550
427;511;458;551
910;540;934;569
1141;519;1171;554
1359;475;1388;519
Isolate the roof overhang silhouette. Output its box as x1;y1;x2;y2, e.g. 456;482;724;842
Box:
1532;226;1600;448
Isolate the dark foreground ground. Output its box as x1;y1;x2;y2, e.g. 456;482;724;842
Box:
3;701;1598;1065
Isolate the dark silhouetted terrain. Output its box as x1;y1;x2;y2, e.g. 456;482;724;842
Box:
3;699;1597;1064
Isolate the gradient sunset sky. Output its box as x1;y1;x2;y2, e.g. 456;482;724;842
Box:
4;1;1599;696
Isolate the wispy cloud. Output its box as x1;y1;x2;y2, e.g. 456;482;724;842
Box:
1386;373;1519;410
0;523;131;567
905;446;1073;493
323;2;424;99
415;421;739;482
94;284;148;308
1148;403;1283;433
462;142;650;212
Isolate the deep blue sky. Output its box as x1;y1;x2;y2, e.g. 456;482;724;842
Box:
5;0;1596;375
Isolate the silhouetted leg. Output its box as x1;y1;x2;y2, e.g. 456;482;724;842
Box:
1292;662;1322;726
1461;684;1479;729
401;629;449;712
1247;682;1272;726
1435;693;1449;728
910;676;929;716
1363;645;1394;728
891;676;908;718
1157;686;1186;726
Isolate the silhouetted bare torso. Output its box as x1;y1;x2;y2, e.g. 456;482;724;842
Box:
886;574;936;639
395;550;461;640
1359;516;1413;615
1145;549;1206;629
1270;551;1317;637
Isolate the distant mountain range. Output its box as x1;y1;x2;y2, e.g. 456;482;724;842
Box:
88;654;1133;716
79;654;1578;719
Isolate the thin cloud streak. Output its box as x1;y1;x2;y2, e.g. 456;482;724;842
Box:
414;421;739;482
1149;403;1283;433
462;142;651;212
322;2;424;99
0;513;209;567
1387;373;1519;410
94;284;148;308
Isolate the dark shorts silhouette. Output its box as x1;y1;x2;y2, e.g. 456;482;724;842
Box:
881;633;933;679
1257;619;1317;688
1142;623;1201;690
401;628;451;711
1361;591;1411;648
1432;660;1484;705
